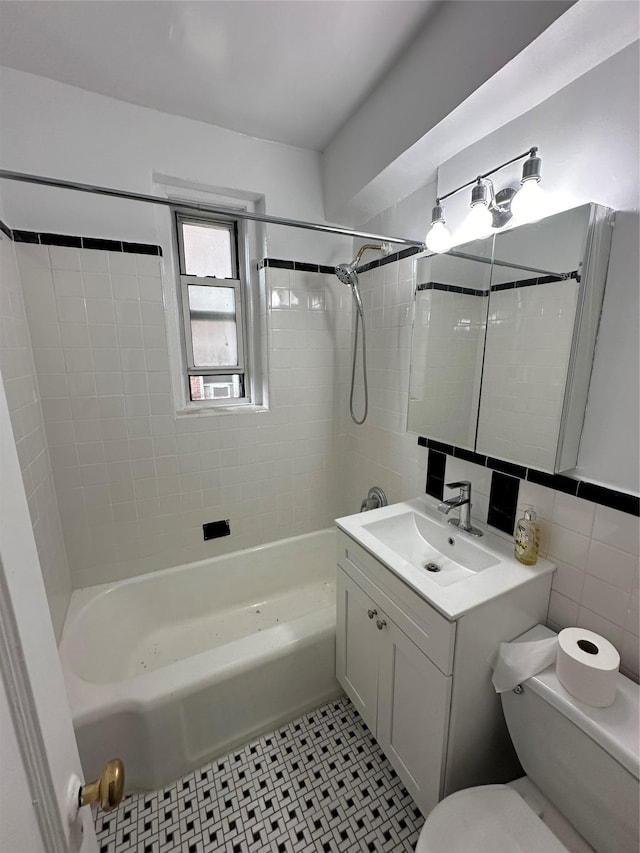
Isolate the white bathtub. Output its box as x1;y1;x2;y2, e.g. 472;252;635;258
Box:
59;529;341;791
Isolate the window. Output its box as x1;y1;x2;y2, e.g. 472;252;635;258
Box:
175;212;249;404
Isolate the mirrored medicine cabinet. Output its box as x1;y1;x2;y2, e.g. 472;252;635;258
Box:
407;203;615;473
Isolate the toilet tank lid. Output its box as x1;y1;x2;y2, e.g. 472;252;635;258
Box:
519;626;639;780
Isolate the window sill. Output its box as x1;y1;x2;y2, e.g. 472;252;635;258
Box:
176;402;269;418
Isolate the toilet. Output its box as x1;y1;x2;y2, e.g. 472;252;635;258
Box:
415;626;640;853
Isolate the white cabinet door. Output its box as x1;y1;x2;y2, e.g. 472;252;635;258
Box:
336;569;381;732
377;618;452;815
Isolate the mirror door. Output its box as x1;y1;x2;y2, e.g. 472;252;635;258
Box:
408;238;493;450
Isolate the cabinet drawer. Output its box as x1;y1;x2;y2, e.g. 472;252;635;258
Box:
337;531;456;676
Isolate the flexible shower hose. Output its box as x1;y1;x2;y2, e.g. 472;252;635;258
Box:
349;284;368;425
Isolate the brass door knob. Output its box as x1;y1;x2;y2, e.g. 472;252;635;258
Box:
79;758;125;812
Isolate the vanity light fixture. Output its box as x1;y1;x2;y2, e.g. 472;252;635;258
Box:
425;202;453;253
426;147;544;252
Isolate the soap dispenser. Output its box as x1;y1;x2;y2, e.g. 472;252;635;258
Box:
514;506;540;565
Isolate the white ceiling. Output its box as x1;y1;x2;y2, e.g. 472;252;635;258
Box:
0;0;437;151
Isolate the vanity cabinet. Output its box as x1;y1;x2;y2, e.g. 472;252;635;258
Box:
337;570;452;812
336;529;553;816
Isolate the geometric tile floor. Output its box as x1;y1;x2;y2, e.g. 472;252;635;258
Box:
95;696;424;852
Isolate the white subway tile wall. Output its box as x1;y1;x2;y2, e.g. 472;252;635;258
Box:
442;454;639;679
0;238;72;640
15;244;348;588
338;260;429;513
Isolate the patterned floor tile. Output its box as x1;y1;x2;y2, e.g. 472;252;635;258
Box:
95;696;424;852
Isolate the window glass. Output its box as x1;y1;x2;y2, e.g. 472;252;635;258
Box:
182;222;233;278
189;374;244;401
187;285;238;367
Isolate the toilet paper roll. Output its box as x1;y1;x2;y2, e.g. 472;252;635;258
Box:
556;627;620;707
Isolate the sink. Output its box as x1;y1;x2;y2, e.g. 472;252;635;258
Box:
362;510;498;587
335;497;556;619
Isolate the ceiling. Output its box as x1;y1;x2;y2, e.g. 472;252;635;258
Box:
0;0;437;151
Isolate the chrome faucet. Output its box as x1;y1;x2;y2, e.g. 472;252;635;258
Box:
437;481;483;537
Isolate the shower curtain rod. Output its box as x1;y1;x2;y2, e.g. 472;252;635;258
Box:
0;169;425;249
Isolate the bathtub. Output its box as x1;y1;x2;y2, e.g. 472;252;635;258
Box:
59;529;341;792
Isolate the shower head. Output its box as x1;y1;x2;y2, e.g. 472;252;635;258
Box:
335;261;358;286
334;242;386;287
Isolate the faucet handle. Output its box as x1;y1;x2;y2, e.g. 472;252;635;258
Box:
445;480;471;490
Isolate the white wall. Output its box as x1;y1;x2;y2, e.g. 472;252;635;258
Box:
0;67;351;266
360;43;640;495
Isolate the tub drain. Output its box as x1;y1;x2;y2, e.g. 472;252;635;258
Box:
424;562;441;573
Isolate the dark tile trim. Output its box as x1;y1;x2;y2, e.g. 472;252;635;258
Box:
259;247;422;277
10;229;162;256
262;258;294;270
12;230;40;243
39;232;81;248
487;471;520;535
83;237;123;252
260;258;356;276
487;457;528;481
426;439;454;456
416;281;488;297
490;269;579;292
358;244;422;273
122;241;161;256
577;482;640;516
453;446;487;467
526;467;579;496
417;436;639;516
0;219;12;239
415;270;579;296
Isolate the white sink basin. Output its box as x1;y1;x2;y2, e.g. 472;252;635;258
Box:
362;510;498;587
336;497;556;618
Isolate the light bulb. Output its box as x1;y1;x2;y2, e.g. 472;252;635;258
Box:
511;180;545;222
425;221;452;253
464;202;493;239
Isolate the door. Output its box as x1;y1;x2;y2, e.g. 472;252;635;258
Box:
336;568;381;732
377;618;452;816
0;376;98;852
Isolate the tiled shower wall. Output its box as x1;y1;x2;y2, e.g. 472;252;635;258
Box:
0;235;71;639
337;258;429;512
14;242;347;588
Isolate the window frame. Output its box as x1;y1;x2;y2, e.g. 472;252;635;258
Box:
174;210;251;407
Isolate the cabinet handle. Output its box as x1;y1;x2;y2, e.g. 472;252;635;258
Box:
367;609;378;619
376;618;387;630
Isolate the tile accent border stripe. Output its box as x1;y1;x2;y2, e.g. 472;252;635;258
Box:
416;281;488;297
418;436;639;516
415;270;579;297
258;245;422;275
10;229;162;256
258;258;336;274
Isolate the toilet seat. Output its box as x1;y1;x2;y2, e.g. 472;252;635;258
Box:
415;784;569;853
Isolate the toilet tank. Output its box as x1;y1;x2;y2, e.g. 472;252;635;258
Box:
501;628;639;853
